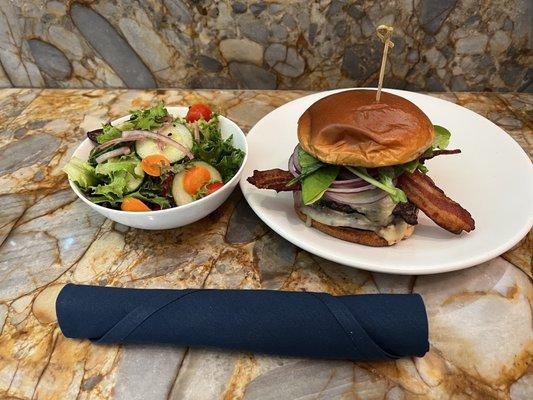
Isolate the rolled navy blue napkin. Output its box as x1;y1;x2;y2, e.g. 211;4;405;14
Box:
56;284;428;361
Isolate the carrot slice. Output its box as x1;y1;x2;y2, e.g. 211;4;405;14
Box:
121;197;151;212
183;166;211;195
141;154;171;177
206;182;223;195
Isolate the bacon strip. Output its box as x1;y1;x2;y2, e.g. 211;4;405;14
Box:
397;170;475;234
248;168;475;234
247;169;299;192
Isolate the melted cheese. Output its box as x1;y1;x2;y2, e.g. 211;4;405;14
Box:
376;220;411;245
295;193;411;245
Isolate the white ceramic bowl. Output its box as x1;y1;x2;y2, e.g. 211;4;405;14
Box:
68;106;248;230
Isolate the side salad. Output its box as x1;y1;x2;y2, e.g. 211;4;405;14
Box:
64;103;245;212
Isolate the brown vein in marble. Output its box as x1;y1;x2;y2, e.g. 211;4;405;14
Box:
221;354;258;400
0;9;35;86
29;329;59;399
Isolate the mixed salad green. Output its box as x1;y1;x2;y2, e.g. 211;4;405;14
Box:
64;102;245;211
288;125;452;205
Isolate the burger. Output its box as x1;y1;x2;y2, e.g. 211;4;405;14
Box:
247;90;475;247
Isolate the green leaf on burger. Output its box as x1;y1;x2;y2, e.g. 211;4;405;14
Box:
287;146;324;186
433;125;451;149
301;165;339;205
346;166;408;204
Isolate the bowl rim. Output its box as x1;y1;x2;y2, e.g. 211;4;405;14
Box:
68;106;248;215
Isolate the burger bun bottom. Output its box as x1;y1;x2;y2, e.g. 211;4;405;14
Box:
294;206;414;247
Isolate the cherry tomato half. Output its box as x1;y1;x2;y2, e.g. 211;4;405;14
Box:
206;182;223;195
185;103;213;123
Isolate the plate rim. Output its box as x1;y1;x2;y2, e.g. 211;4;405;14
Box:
239;88;533;275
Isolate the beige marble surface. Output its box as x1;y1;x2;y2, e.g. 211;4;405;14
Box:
0;89;531;400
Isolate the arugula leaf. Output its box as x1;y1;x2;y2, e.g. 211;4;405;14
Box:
433;125;451;149
286;146;338;204
128;102;168;131
418;164;429;173
391;125;452;176
395;159;418;174
298;147;321;171
346;166;407;203
288;146;324;186
301;166;339;205
193;115;245;182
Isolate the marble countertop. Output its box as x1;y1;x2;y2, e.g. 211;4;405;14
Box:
0;89;531;400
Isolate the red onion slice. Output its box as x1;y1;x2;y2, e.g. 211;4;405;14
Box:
95;135;144;151
191;123;200;142
291;146;300;170
323;189;388;205
122;130;194;159
325;185;375;194
330;179;374;189
95;146;131;164
288;153;299;177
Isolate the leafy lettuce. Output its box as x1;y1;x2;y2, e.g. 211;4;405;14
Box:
63;157;98;189
128;102;168;130
193;114;245;182
67;154;170;209
95;154;143;177
95;102;168;143
90;154;144;202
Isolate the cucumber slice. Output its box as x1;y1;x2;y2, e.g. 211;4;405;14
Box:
135;124;193;163
172;161;222;206
125;163;144;193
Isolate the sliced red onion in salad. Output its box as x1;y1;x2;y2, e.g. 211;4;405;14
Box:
191;122;201;142
95;135;145;151
95;146;131;163
122;130;194;160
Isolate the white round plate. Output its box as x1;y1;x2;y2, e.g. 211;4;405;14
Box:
240;89;533;275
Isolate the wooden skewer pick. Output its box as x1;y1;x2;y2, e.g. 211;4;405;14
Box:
376;25;395;102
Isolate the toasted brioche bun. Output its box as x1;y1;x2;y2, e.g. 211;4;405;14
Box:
298;90;434;167
294;206;414;247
